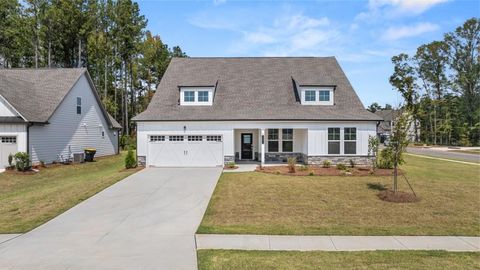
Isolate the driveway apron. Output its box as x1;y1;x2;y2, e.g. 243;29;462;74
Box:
0;167;222;270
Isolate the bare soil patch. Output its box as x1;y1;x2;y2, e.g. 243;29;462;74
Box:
378;190;420;203
256;165;396;176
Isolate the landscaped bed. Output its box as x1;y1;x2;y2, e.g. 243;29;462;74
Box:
198;155;480;236
198;250;480;270
256;165;395;176
0;152;141;233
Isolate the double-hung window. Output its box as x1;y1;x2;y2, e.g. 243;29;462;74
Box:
268;129;279;152
184;91;195;102
328;128;340;154
282;129;293;152
76;97;82;115
344;128;357;154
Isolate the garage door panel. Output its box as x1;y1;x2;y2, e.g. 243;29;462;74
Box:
147;135;223;167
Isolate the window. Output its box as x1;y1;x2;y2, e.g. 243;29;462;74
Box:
282;129;293;152
150;135;165;142
169;135;184;141
188;135;203;141
305;90;316;101
328;128;340;154
344;128;357;154
184;91;195;102
76;97;82;114
1;137;16;143
198;91;209;102
268;129;279;152
206;135;222;142
319;90;330;101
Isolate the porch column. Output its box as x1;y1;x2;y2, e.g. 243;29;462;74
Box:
260;128;265;166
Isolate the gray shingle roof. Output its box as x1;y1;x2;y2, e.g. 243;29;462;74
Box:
133;57;382;122
0;68;121;129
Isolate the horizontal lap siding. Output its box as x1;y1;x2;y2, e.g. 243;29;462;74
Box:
29;75;118;164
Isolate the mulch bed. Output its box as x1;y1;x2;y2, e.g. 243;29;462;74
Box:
378;190;420;203
223;166;239;170
4;169;37;175
256;165;397;177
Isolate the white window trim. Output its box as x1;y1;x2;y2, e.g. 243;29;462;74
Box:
300;87;334;105
327;127;341;155
344;127;357;155
266;128;295;153
180;87;214;106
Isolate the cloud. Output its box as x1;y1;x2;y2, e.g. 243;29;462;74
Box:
381;22;439;41
213;0;226;6
370;0;449;14
356;0;448;21
228;13;340;56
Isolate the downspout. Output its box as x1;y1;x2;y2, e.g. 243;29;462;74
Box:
27;123;32;156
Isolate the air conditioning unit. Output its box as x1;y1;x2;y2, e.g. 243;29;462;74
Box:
73;153;85;163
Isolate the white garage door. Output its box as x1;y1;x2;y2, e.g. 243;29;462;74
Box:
0;136;18;168
147;135;223;167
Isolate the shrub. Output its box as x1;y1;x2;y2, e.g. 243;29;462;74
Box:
309;171;315;176
8;154;13;167
336;163;347;170
125;149;137;169
322;159;331;168
349;159;356;168
299;165;309;171
287;157;296;173
226;161;236;169
378;148;394;169
14;152;30;172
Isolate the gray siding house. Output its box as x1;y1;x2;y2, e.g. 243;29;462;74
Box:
0;69;121;167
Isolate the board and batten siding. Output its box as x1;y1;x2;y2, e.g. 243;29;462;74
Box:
0;96;19;117
137;121;377;160
0;124;27;152
29;74;118;164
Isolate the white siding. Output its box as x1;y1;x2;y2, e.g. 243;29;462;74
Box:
137;121;377;159
0;124;27;152
0;96;19;117
29;74;118;163
307;122;377;156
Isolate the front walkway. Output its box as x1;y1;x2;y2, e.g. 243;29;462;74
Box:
0;167;222;270
196;234;480;252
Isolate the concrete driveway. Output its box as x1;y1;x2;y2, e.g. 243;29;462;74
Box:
0;167;222;270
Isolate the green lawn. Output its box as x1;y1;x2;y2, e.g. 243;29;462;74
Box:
198;155;480;235
198;250;480;270
0;153;140;233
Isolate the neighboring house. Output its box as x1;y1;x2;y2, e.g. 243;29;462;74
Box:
375;109;418;142
133;57;382;167
0;68;121;167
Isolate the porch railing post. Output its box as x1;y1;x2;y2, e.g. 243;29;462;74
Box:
261;128;265;166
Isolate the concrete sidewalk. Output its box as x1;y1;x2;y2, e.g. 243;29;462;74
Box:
196;234;480;252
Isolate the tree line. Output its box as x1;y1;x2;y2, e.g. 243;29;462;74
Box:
382;18;479;146
0;0;187;136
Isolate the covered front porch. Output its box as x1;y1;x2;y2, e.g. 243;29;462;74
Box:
233;128;308;165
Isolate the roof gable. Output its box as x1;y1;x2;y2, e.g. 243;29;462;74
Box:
0;68;121;129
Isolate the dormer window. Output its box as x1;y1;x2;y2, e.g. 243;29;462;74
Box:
300;87;334;105
180;87;214;106
184;91;195;102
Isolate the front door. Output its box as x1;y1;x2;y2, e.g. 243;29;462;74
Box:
241;133;253;159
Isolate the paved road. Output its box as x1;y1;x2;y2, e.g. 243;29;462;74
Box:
0;167;222;270
406;147;480;163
